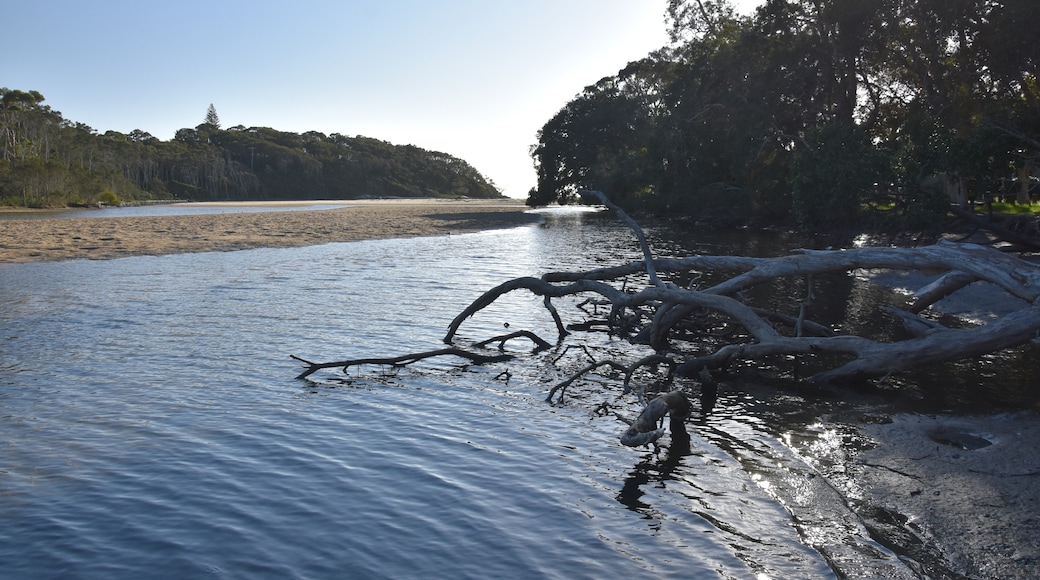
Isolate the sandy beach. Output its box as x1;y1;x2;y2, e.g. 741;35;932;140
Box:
0;199;541;263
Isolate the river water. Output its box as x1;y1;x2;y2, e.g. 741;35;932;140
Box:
0;208;1033;578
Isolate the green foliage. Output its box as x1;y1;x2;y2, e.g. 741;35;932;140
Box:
528;0;1040;234
204;104;220;129
898;185;954;233
530;56;675;210
986;201;1040;215
0;89;502;207
98;189;122;206
790;124;885;231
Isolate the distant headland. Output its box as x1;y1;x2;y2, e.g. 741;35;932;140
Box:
0;90;503;209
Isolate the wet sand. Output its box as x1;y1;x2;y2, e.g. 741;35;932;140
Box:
850;412;1040;579
0;199;541;263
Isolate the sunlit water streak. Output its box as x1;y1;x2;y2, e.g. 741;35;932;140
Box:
0;210;921;578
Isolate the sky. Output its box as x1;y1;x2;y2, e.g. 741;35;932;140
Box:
4;0;761;199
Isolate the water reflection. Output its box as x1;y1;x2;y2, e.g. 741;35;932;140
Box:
616;430;691;514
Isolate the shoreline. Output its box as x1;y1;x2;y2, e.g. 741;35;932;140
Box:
0;199;540;263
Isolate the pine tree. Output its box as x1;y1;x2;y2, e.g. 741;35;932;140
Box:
204;103;220;129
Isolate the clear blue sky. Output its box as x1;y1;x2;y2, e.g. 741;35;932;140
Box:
4;0;760;198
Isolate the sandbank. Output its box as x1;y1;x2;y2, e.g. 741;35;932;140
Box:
0;199;541;263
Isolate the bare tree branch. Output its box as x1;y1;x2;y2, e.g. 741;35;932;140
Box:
545;353;677;404
581;190;664;287
292;348;514;380
474;330;553;351
443;240;1040;386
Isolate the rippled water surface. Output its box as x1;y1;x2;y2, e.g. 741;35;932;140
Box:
0;209;949;578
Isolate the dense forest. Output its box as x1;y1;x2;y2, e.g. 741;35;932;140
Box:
529;0;1040;233
0;93;502;208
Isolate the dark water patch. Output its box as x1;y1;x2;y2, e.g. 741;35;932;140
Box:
928;427;993;450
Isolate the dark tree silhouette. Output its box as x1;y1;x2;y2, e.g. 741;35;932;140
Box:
204;104;221;129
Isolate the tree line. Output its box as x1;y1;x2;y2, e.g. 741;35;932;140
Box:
528;0;1040;233
0;92;502;208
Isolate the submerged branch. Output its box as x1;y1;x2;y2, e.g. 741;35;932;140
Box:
292;348;514;380
474;330;554;351
545;353;677;404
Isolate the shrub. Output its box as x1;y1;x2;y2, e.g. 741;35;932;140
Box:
98;189;122;206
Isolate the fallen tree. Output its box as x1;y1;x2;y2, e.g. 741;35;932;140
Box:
295;191;1040;446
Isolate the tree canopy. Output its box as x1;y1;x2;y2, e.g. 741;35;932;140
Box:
0;90;502;208
204;104;221;129
528;0;1040;233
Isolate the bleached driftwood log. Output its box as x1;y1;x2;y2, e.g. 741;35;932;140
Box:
295;190;1040;446
443;191;1040;386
